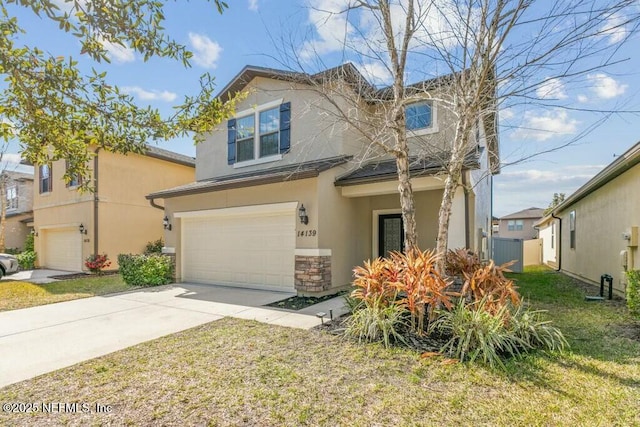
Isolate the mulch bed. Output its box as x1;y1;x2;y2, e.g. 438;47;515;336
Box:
49;271;119;280
266;290;348;310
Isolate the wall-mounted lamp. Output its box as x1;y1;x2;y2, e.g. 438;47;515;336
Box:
79;223;87;235
163;215;172;231
298;204;309;225
31;229;38;237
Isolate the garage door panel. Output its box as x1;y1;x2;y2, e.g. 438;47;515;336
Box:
43;228;82;271
181;208;295;290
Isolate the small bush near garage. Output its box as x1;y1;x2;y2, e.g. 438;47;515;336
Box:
626;270;640;317
16;251;37;270
85;254;112;275
143;238;164;255
118;254;173;287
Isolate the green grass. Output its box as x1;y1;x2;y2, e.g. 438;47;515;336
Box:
0;266;638;426
0;275;138;311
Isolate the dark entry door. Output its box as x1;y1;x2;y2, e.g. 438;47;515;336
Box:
378;214;404;257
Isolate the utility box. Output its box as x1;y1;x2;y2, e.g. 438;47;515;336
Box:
629;226;638;247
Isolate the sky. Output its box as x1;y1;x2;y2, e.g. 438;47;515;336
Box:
3;0;640;217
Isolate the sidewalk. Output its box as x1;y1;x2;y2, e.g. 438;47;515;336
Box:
0;284;348;388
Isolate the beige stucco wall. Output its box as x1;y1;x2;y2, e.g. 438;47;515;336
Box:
33;151;194;270
496;217;539;239
558;163;640;295
4;214;31;251
523;239;542;266
538;219;558;266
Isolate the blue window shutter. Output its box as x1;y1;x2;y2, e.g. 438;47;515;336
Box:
279;102;291;154
227;118;236;165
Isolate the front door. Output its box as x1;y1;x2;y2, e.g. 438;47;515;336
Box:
378;214;404;257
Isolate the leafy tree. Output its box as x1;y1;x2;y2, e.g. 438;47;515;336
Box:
0;0;238;187
544;193;566;215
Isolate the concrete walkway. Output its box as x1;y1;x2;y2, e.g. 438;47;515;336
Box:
2;269;77;284
0;283;348;388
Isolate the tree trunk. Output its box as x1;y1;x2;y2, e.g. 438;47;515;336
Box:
396;153;417;251
0;176;6;253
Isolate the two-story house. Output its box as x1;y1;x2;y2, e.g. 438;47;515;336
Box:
32;146;195;271
148;64;498;295
1;170;34;251
495;207;544;240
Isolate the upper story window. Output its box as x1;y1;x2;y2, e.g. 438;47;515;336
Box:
6;185;17;210
39;164;52;194
507;219;524;231
405;101;436;134
228;100;291;167
65;160;82;188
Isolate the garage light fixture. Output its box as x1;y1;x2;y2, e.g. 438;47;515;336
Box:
163;215;172;231
298;204;309;225
79;223;87;235
31;229;38;237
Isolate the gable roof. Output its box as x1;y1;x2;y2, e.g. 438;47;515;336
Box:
216;63;500;174
500;207;545;220
147;155;351;199
335;149;482;186
0;170;34;181
551;140;640;215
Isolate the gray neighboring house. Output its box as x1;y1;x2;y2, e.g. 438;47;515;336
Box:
1;170;34;251
495;207;544;240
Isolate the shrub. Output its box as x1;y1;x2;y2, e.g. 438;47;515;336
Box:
24;232;34;252
118;253;173;286
431;297;567;369
344;295;408;348
445;248;482;277
462;259;520;316
144;238;164;255
350;248;454;335
626;270;640;317
85;254;111;275
16;250;37;270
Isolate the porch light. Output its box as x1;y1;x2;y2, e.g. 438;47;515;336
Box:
163;215;172;231
298;204;309;225
79;223;87;235
31;229;38;237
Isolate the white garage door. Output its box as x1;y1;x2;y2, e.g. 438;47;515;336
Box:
43;228;83;271
179;203;297;291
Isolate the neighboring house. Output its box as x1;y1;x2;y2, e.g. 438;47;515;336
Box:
0;171;34;251
495;207;544;239
148;64;499;295
539;141;640;296
32;146;195;272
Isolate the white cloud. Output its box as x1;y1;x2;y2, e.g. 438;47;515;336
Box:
587;73;627;99
122;86;177;102
357;62;392;86
601;13;628;45
511;109;579;141
300;0;354;59
536;78;567;100
248;0;259;11
493;165;604;217
99;38;135;63
577;94;588;103
188;33;222;69
499;108;514;121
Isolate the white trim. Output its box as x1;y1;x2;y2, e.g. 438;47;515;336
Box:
341;176;444;198
233;154;283;168
162;247;176;254
235;98;283;118
295;249;332;257
175;201;298;219
38;223;83;230
372;209;402;259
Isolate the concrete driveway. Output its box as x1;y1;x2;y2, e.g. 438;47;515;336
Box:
0;283;348;388
2;269;78;284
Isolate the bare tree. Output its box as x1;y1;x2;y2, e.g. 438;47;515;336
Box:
278;0;639;272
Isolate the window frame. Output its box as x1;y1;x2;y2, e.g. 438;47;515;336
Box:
65;160;83;188
39;164;52;194
405;100;438;136
233;99;284;168
6;185;18;210
569;210;576;249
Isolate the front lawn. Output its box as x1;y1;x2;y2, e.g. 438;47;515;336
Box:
0;275;137;311
1;266;638;426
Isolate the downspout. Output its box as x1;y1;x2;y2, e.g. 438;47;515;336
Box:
93;148;101;256
148;198;165;211
551;212;561;272
462;172;470;250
